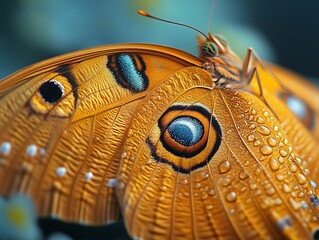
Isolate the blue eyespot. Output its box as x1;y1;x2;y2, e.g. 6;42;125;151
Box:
167;116;203;147
286;95;306;118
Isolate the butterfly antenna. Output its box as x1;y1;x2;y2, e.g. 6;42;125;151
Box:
207;0;217;33
138;10;208;39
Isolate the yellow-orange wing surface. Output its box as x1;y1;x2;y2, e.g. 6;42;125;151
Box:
0;30;319;240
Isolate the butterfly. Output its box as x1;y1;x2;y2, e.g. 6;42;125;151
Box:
0;9;319;240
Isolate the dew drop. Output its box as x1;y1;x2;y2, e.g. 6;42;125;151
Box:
0;142;11;155
301;201;308;209
181;178;188;185
282;184;291;193
255;167;262;175
201;172;209;179
107;178;117;188
264;111;270;117
310;180;318;189
283;138;289;145
248;115;254;121
208;189;215;196
247;134;255;142
219;160;231;173
261;198;271;209
26;144;37;157
161;185;167;191
276;173;284;182
289;164;298;173
249;183;257;190
251;109;257;115
249;123;256;129
303;169;310;176
278;156;284;164
121;152;127;158
260;145;273;155
289;197;300;210
239;170;249;180
288;146;293;153
295;157;302;165
298;192;305;198
85;171;93;181
267;137;277;147
226;191;237;202
206;204;213;210
159;196;165;201
273;198;282;205
195;183;201;188
273;125;279;132
253;140;261;146
222;178;231;187
297;173;307;184
56;167;67;177
256;116;265;124
269;158;279;171
279;149;288;157
229;208;236;214
266;187;275;196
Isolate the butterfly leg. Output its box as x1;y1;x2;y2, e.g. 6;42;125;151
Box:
240;48;280;119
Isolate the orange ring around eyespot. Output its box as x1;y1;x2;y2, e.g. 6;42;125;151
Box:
145;104;222;173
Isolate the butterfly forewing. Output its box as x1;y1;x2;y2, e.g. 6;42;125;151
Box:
0;48;197;224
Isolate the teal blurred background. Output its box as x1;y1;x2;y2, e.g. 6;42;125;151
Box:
0;0;318;80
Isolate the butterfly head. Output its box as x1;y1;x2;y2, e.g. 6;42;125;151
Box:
198;32;242;87
138;10;241;87
201;33;227;57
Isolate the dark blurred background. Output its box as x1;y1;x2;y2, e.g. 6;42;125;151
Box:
0;0;318;83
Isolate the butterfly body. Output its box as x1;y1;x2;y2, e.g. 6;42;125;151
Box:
0;34;319;239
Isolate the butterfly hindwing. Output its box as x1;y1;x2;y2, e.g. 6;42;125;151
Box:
247;63;319;184
117;67;319;239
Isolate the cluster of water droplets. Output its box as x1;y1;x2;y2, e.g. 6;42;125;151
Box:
0;141;47;172
244;102;319;225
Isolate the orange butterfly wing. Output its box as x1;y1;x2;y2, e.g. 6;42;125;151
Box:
117;66;319;239
248;63;319;183
0;44;202;225
0;37;319;240
265;63;319;138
